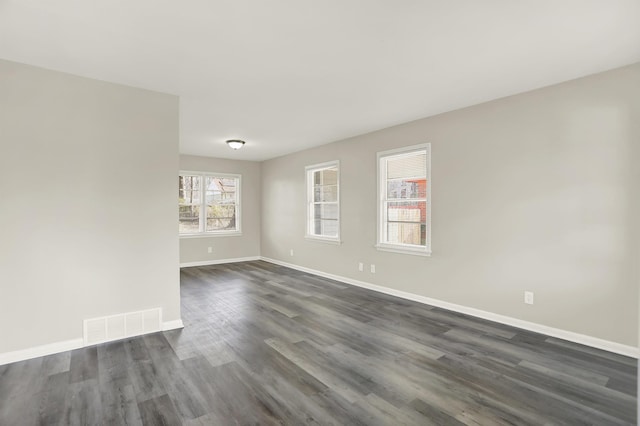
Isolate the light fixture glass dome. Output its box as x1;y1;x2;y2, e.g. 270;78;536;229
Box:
226;139;245;150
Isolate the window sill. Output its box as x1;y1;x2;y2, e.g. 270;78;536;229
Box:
305;235;342;245
375;244;431;257
180;231;242;239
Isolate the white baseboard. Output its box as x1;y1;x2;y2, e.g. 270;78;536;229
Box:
0;338;84;366
260;257;638;358
162;319;185;331
0;318;185;366
180;256;261;268
4;256;634;365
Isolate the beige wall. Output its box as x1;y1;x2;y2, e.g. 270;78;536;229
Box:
261;64;640;347
179;155;261;264
1;58;636;354
0;60;181;353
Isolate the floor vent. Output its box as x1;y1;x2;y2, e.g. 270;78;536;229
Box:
83;308;162;346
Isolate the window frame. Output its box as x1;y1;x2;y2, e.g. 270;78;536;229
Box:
376;144;431;256
178;171;242;238
305;160;341;244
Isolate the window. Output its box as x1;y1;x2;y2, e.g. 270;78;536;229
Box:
178;172;241;236
377;144;431;255
305;161;340;243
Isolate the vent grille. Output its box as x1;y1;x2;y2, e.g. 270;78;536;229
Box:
86;318;107;344
126;312;144;337
83;308;162;346
107;315;126;340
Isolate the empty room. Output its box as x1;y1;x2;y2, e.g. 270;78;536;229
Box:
1;1;639;425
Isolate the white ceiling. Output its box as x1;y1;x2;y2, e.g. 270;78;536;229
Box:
1;1;639;161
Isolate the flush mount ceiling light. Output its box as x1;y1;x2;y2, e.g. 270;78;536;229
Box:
226;139;245;150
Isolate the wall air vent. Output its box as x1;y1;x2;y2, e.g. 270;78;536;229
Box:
83;308;162;346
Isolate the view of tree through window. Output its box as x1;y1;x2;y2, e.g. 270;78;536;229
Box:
178;175;201;234
179;173;240;235
205;176;237;231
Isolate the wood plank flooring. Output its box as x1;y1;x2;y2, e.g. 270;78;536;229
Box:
0;260;636;425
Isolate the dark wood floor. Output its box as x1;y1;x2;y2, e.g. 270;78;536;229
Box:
0;261;636;425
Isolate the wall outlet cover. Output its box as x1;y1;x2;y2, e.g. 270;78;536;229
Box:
524;291;534;305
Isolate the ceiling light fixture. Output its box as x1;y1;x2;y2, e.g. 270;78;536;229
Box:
226;139;245;150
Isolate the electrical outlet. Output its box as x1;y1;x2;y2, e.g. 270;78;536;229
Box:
370;264;376;274
207;247;213;254
358;262;363;272
524;291;534;305
290;249;294;257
